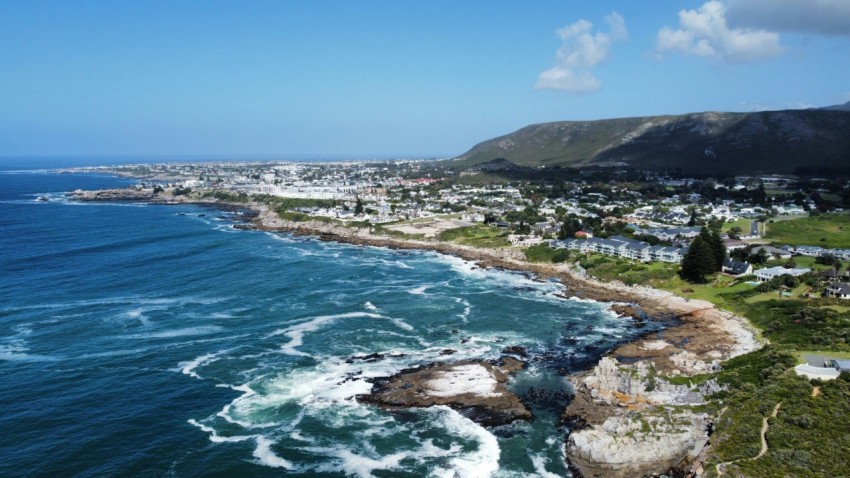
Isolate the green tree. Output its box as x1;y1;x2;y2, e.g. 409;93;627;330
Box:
699;227;726;271
558;215;582;240
681;236;717;283
354;197;364;215
687;208;699;227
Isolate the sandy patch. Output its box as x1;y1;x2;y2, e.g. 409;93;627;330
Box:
383;219;472;238
641;340;671;351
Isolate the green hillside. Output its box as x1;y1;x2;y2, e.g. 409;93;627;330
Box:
451;108;850;174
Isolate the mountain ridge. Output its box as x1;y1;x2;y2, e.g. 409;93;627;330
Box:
452;106;850;174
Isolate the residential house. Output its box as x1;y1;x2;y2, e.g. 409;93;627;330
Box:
825;282;850;299
723;238;748;251
722;258;753;277
794;363;841;380
754;266;811;282
508;235;543;247
796;245;825;257
751;246;792;260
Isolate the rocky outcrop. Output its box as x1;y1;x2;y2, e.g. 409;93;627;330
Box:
70;188;162;201
358;360;531;427
564;356;720;477
567;411;710;478
609;303;642;321
581;357;713;408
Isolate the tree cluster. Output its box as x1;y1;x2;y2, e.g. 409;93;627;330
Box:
680;228;726;283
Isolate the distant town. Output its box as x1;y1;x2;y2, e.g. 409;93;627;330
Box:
70;159;850;295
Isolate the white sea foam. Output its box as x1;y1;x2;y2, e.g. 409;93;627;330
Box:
389;318;414;331
253;436;294;469
430;406;500;478
592;326;625;336
455;297;472;322
0;295;226;314
179;350;226;379
270;312;385;356
362;301;378;311
408;285;430;295
530;454;563;478
124;325;224;339
188;420;293;470
0;344;58;362
305;446;409;478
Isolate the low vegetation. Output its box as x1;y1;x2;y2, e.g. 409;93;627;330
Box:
437;225;510;248
764;213;850;248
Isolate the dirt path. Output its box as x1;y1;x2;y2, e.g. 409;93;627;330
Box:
755;402;782;459
715;401;782;475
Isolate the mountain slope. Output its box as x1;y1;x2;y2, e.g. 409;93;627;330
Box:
452;109;850;174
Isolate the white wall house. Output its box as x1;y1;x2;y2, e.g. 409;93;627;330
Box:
754;266;811;282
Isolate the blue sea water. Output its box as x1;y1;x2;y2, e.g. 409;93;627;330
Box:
0;171;657;477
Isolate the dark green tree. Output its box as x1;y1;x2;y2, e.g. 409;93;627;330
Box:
354;197;364;215
681;236;717;283
699;227;726;271
558;215;582;240
687;208;699;227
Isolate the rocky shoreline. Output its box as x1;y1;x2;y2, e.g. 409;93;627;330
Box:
68;188;762;477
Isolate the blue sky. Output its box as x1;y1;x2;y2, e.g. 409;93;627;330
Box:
2;0;849;158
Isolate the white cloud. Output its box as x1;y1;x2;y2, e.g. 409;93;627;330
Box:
726;0;850;36
536;12;627;93
655;1;785;63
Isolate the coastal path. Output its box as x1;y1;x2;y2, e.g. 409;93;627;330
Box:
714;401;782;476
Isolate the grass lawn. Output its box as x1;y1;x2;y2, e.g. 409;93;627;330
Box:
780;254;849;272
652;275;755;314
437;225;509;248
722;217;752;233
764;213;850;248
793;350;850;364
743;283;809;304
579;254;681;287
822;304;850;314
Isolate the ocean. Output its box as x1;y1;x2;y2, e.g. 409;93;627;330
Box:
0;170;658;477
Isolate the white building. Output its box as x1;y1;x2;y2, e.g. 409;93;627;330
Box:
754;266;811;282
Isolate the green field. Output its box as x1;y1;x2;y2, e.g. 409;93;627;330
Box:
764;213;850;248
721;217;753;234
437;225;510;248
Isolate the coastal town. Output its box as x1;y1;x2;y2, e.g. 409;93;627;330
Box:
68;158;850;477
73;158;850;286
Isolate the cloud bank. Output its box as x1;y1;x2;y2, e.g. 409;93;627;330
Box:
656;1;784;63
536;12;627;93
726;0;850;36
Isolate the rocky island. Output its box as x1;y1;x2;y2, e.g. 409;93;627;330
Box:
358;358;531;427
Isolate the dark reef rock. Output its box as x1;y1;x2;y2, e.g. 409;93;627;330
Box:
358;359;532;427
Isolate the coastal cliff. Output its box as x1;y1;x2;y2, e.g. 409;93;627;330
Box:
563;356;720;477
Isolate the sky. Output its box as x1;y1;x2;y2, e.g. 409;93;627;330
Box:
1;0;849;159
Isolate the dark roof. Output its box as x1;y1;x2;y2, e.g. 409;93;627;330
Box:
827;282;850;295
723;258;751;276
